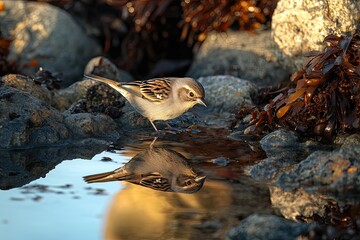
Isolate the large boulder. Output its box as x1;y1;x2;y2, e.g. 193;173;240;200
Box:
0;1;101;86
272;0;360;72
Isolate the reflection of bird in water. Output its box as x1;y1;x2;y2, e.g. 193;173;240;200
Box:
84;147;206;193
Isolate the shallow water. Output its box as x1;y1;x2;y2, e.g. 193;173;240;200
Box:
0;131;358;239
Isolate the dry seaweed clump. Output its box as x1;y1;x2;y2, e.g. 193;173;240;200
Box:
33;68;62;90
180;0;278;44
248;29;360;140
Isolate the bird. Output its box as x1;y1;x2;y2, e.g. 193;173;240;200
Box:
83;74;206;131
83;146;206;194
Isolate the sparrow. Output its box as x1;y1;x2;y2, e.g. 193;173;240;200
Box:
83;147;206;194
84;74;206;131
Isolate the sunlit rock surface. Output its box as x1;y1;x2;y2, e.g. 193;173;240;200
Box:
276;134;360;193
272;0;360;72
270;187;330;221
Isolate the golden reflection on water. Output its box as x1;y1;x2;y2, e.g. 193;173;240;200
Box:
104;180;232;239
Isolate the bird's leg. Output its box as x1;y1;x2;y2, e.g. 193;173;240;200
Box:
149;120;158;132
149;137;158;148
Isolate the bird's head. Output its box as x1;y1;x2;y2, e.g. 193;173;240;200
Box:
177;78;206;109
173;174;206;194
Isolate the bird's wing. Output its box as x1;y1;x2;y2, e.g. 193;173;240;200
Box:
139;173;171;191
135;78;173;102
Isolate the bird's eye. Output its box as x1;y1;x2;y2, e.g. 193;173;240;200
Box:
186;180;192;186
189;92;194;98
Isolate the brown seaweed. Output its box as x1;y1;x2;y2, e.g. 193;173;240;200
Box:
248;29;360;140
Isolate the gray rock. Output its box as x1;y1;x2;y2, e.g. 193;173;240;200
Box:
227;214;315;240
197;75;257;113
0;1;101;86
187;30;290;87
276;134;360;193
260;129;300;153
272;0;360;72
0;74;53;104
64;113;120;140
52;79;96;111
0;86;69;149
259;129;329;158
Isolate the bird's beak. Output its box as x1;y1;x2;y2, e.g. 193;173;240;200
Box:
197;98;207;107
195;175;206;183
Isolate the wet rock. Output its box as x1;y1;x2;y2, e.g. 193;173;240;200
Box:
187;31;289;87
260;129;300;153
260;129;319;159
0;1;101;86
272;0;360;72
0;76;121;149
227;214;316;240
276;134;360;193
197;75;257;113
1;73;92;112
260;129;330;155
270;187;331;221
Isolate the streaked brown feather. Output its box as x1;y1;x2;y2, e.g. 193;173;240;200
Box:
124;78;173;102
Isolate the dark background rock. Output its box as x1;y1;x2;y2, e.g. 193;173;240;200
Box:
187;30;290;87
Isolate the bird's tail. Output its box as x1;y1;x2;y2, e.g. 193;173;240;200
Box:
84;74;123;93
83;171;116;183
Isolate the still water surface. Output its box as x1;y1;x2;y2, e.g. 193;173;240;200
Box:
0;133;287;239
1;150;124;240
